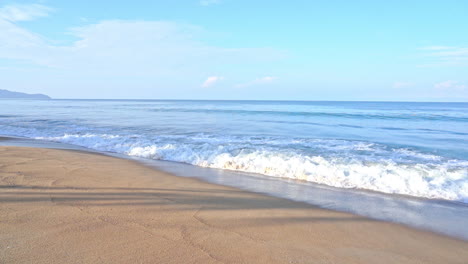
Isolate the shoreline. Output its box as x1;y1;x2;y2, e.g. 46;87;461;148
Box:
2;135;468;241
1;145;468;263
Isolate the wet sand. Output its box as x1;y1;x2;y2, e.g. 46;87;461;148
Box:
1;146;467;263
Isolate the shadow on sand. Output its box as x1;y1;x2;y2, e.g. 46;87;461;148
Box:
0;184;373;225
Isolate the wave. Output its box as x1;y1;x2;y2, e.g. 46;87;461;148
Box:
145;108;468;122
29;133;468;203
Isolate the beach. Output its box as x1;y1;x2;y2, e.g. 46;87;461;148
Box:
2;0;468;262
1;146;468;264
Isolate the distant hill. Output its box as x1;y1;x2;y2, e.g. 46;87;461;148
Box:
0;89;51;99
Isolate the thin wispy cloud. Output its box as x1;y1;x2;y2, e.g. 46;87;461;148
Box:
235;76;277;88
0;19;283;73
0;17;285;98
434;80;466;91
392;82;413;89
200;0;221;6
0;3;53;22
202;76;224;87
420;46;468;66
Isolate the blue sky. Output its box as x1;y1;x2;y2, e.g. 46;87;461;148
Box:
0;0;467;101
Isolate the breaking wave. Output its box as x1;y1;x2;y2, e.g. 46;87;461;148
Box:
29;132;468;203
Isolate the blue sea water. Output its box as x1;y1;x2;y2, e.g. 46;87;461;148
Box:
1;99;467;203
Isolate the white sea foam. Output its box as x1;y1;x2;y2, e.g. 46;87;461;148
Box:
29;133;468;203
2;100;468;206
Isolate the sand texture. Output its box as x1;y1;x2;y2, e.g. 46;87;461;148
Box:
1;146;468;264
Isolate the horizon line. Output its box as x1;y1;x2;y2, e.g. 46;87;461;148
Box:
21;98;468;103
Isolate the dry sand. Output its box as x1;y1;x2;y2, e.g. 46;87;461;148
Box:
1;146;467;264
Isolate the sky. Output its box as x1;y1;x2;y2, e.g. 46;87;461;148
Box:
0;0;467;101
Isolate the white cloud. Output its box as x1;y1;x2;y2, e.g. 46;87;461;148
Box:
434;80;466;91
0;4;53;22
255;76;277;83
0;18;286;97
202;76;224;87
200;0;221;6
420;46;468;66
392;82;413;89
0;19;284;72
235;76;277;88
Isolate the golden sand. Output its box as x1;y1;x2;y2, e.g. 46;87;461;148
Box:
1;146;467;263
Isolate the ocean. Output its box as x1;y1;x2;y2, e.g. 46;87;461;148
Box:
1;99;467;203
